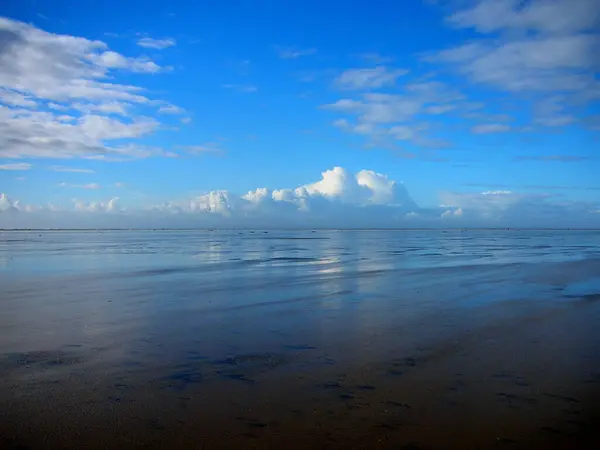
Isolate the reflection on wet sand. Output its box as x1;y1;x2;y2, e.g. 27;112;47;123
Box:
1;230;600;449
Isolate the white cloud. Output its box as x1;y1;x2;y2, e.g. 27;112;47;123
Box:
427;0;600;128
49;166;95;173
324;82;459;148
276;46;316;59
59;182;101;189
441;207;464;218
533;96;576;127
0;88;36;107
71;102;130;116
136;37;176;49
0;193;46;213
94;50;162;73
0;193;18;212
242;187;271;204
438;189;573;221
471;123;511;133
74;197;119;212
0;17;178;160
431;35;600;93
324;95;423;124
2;166;599;228
78;115;158;140
158;104;186;114
181;142;224;155
0;162;31;170
334;66;409;90
270;167;415;208
447;0;600;35
0;107;162;160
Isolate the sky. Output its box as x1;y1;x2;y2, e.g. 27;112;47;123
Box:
0;0;599;228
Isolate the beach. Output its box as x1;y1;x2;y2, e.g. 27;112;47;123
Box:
1;230;599;449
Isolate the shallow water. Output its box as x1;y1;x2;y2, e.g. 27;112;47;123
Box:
1;229;600;449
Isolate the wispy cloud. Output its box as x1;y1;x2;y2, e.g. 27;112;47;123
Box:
275;46;316;59
471;123;511;134
0;163;32;171
59;182;101;189
50;166;95;173
426;0;600;132
222;84;258;93
334;66;409;90
158;104;186;115
356;53;395;64
323;81;460;149
136;37;176;49
180;142;225;155
515;155;591;162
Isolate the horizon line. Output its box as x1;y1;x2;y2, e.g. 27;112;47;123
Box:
2;227;600;232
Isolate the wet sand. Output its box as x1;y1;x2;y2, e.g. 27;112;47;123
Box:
1;230;600;449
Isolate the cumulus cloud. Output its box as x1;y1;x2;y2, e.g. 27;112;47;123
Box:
1;166;599;228
0;17;178;160
441;207;464;218
0;193;19;212
1;167;417;226
74;197;120;212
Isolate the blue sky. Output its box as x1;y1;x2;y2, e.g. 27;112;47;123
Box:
0;0;599;228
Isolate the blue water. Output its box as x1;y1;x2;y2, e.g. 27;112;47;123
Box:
2;229;599;355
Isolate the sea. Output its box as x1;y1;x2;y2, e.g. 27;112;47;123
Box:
1;229;600;449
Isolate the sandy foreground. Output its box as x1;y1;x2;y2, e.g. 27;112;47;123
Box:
2;293;599;450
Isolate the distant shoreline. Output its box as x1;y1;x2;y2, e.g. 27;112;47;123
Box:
1;228;600;232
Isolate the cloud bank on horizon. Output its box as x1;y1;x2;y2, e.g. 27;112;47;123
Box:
2;165;598;228
0;0;599;228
